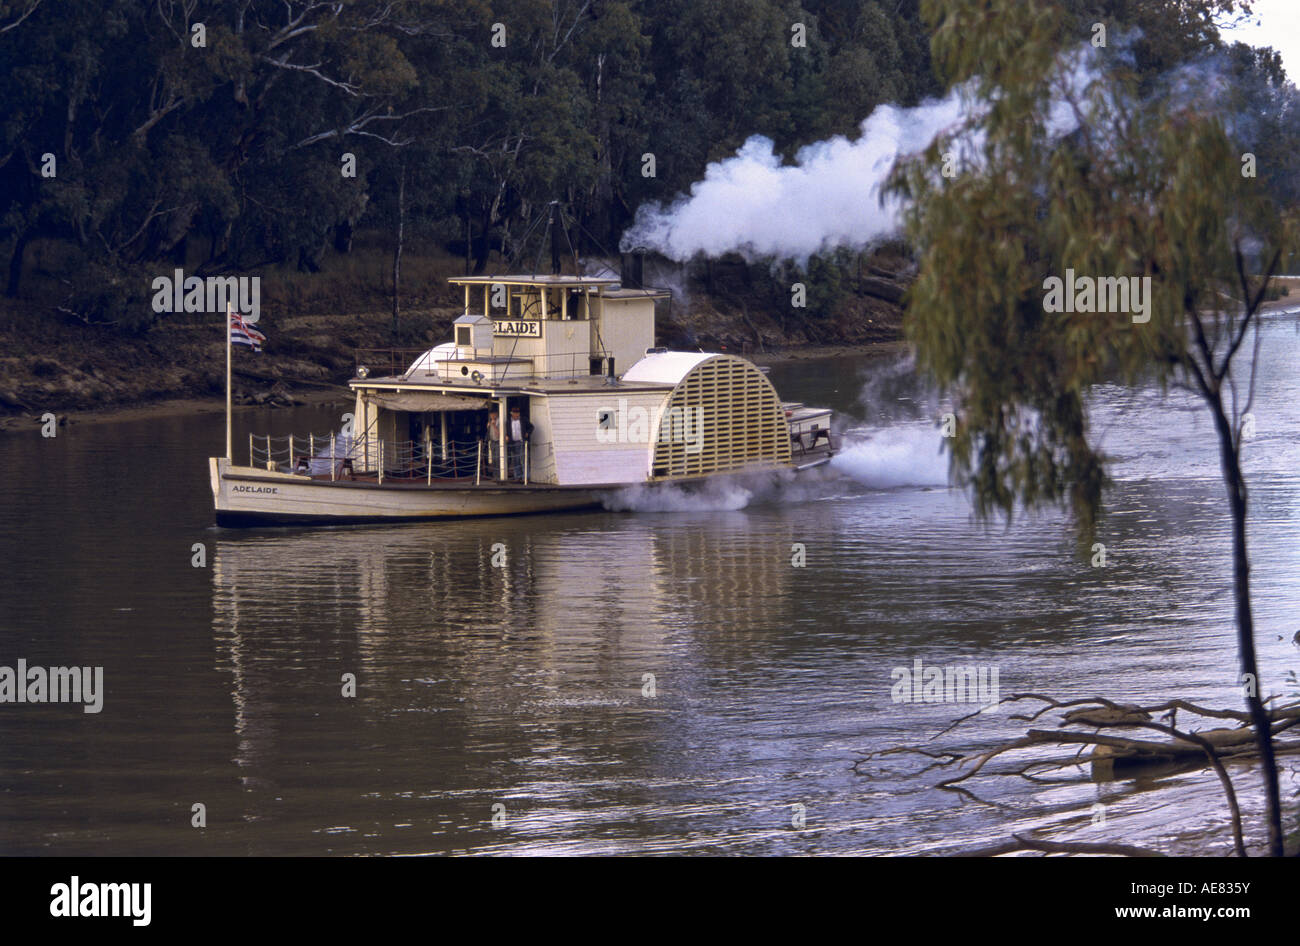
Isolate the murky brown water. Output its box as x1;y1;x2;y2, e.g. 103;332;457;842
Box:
2;314;1298;854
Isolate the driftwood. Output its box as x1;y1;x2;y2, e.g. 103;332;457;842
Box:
855;693;1300;857
859;275;906;304
866;264;903;280
960;834;1168;858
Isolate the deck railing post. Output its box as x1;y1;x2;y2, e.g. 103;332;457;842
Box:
378;440;383;484
476;441;481;486
524;441;528;485
249;433;254;467
497;397;507;481
330;433;336;481
427;440;432;485
289;437;294;472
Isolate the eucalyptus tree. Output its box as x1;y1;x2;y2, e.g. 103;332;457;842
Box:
889;0;1297;854
0;0;451;317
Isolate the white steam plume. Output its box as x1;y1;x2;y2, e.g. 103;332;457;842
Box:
619;92;965;263
620;48;1107;264
602;479;754;512
830;425;951;490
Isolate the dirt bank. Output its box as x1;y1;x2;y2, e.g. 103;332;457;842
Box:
0;304;907;434
0;245;918;432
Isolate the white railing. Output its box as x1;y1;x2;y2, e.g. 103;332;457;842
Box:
248;432;544;485
401;348;612;382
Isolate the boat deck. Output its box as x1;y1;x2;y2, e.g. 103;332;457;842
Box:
294;471;577;489
789;429;835;466
239;444;834;490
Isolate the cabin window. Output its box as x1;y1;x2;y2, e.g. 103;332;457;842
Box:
590;358;604;376
515;291;540;320
566;290;585;320
456;325;471;347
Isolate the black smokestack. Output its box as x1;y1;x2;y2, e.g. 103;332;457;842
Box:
620;250;644;289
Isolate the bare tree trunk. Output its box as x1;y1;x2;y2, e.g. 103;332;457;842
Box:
1210;396;1283;856
473;206;491;274
594;52;614;246
6;227;30;297
333;220;353;254
392;163;405;339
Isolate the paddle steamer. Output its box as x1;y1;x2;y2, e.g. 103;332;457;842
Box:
210;272;834;525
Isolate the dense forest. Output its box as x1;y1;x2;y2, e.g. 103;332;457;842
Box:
0;0;1294;339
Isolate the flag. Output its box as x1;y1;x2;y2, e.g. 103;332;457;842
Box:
230;310;266;351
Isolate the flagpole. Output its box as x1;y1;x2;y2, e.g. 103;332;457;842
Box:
225;301;232;461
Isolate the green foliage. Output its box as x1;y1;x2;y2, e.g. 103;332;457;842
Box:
792;250;858;319
0;0;943;313
889;0;1297;547
1;0;1292;336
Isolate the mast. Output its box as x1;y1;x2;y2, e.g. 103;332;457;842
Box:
550;202;563;276
225;301;232;461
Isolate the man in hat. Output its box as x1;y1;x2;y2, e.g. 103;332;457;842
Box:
484;405;501;477
506;405;532;481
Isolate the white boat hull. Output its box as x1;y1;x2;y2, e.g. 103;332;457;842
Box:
210;458;606;526
210;451;833;527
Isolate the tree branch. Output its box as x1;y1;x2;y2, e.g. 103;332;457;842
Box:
0;0;41;34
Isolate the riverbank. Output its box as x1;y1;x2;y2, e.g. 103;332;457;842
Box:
0;333;909;433
0;305;403;432
0;243;916;432
5;266;1291;435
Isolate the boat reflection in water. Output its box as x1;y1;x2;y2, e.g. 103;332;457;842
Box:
208;510;802;852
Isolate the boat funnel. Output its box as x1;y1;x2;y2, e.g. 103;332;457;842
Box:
620;251;645;289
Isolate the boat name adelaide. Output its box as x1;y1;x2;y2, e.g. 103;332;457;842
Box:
493;320;542;337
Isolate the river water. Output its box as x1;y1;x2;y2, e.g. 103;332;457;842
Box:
2;314;1298;855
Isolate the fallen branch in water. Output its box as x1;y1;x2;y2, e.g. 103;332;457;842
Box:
855;693;1300;857
959;834;1168;858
